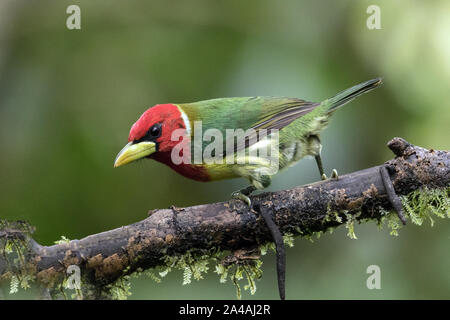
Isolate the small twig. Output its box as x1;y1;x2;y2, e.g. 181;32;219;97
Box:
254;203;286;300
379;165;407;225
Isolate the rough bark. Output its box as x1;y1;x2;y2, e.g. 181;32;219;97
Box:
0;137;449;294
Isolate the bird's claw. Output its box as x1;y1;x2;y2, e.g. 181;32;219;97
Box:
331;169;339;180
231;191;252;208
321;169;339;181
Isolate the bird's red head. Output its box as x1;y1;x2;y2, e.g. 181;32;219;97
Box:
114;104;189;167
128;104;187;152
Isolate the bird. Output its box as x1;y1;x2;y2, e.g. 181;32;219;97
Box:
114;78;382;206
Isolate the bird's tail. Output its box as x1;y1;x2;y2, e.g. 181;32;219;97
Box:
326;77;383;113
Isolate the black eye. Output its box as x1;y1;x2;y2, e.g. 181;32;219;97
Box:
149;124;161;138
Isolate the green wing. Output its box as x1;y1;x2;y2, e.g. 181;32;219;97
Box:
180;96;318;154
250;98;318;131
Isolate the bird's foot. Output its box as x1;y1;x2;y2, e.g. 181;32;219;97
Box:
231;191;252;208
321;169;339;181
331;169;339;180
231;186;256;208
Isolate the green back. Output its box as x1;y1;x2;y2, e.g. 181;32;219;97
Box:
180;96;319;153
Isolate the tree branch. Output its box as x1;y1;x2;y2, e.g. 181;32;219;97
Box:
1;137;449;296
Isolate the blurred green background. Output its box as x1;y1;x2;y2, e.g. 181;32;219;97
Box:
0;0;449;299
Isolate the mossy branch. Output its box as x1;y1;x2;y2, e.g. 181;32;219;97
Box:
0;137;449;299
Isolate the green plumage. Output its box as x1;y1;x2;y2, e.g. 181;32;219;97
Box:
179;78;382;189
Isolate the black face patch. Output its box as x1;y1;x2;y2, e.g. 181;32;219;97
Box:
133;123;162;148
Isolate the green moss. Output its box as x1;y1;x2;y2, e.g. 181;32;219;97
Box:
387;213;401;236
9;275;19;294
323;207;343;224
346;219;357;239
54;236;71;245
402;187;449;226
144;270;162;283
0;220;36;295
108;277;132;300
376;186;449;235
283;232;295;248
160;250;213;285
60;277;83;300
344;211;358;240
260;242;275;256
215;259;263;299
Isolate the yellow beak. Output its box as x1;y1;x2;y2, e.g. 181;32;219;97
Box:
114;141;156;167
